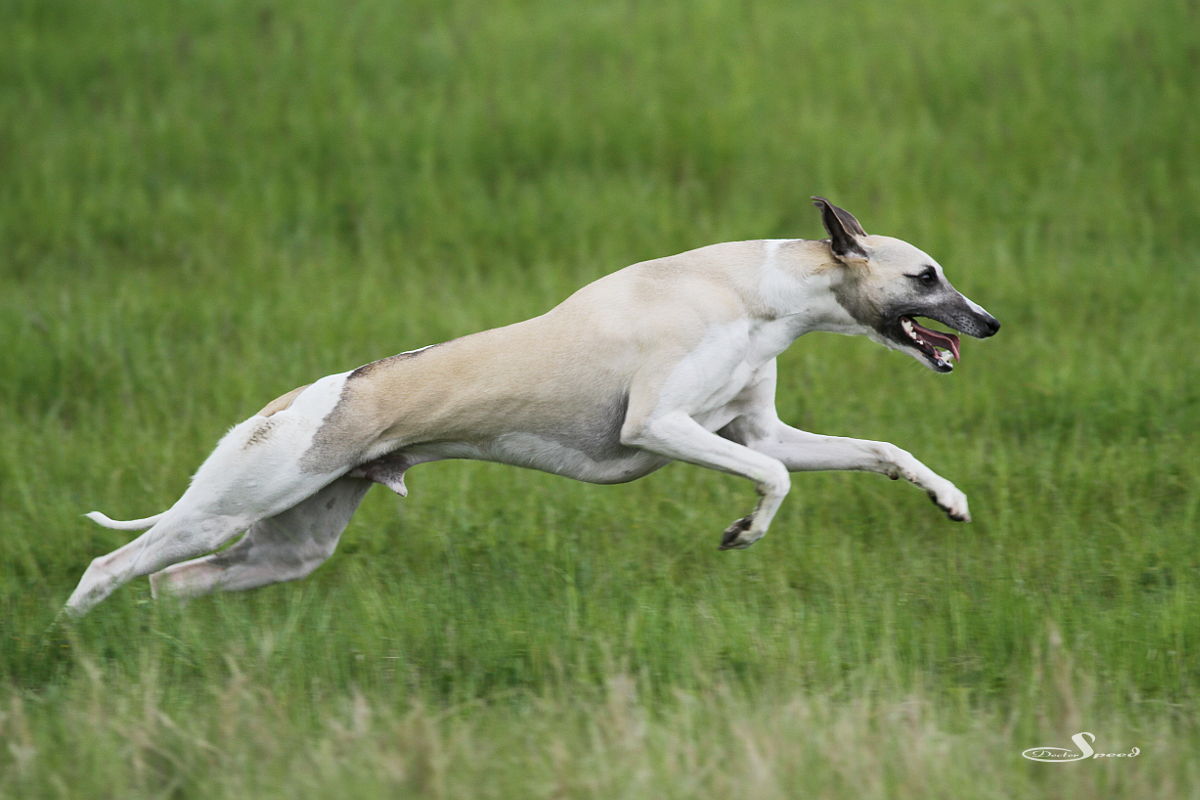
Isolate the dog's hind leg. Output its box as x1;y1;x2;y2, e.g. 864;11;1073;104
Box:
149;451;445;600
66;459;352;616
148;477;372;600
65;379;368;616
64;508;251;616
65;371;379;616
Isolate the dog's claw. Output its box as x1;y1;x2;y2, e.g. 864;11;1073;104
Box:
719;515;757;550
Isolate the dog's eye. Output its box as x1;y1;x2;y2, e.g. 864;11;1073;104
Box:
909;268;938;286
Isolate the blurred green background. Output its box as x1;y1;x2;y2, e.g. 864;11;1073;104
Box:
2;0;1197;797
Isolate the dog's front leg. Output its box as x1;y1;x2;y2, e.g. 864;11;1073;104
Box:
621;411;790;549
722;416;971;522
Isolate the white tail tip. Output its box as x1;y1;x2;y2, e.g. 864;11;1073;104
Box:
84;510;165;531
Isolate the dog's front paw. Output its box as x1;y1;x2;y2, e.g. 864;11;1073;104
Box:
719;515;764;550
928;483;971;522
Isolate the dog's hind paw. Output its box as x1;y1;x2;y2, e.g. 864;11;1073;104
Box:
718;515;762;550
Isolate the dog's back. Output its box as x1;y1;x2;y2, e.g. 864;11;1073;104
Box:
272;241;772;470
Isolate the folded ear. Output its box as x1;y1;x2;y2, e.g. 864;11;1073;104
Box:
812;197;868;261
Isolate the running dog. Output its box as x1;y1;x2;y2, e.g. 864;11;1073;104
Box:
65;198;999;616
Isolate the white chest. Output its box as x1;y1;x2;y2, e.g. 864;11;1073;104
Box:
657;319;793;422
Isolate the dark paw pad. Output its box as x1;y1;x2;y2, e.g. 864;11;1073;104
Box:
719;516;754;550
928;491;970;522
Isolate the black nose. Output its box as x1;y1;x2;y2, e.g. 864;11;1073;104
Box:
982;315;1000;337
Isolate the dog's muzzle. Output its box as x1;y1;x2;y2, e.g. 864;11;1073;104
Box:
892;301;999;372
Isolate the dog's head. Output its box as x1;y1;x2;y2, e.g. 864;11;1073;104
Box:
813;197;1000;372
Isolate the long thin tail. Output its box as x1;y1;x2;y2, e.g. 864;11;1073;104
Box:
84;510;166;531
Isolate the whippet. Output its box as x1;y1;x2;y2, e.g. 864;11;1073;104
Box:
64;198;999;616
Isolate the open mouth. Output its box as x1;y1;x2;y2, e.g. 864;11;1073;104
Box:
899;316;961;372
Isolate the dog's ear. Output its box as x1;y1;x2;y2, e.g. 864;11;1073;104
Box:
812;197;868;262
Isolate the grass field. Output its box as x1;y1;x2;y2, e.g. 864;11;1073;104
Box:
2;0;1198;796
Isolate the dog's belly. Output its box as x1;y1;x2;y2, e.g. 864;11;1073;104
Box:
484;432;671;484
396;434;671;485
386;402;743;486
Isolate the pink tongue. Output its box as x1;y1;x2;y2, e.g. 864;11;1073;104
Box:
912;320;961;360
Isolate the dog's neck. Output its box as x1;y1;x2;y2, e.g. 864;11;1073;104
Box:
752;239;867;340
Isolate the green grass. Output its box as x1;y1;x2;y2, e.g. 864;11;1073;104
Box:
2;0;1198;796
